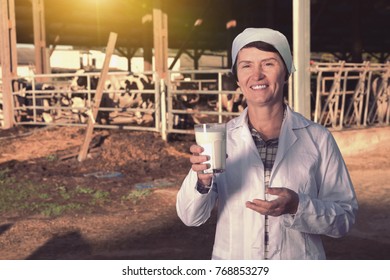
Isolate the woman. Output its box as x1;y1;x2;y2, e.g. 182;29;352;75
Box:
176;28;358;260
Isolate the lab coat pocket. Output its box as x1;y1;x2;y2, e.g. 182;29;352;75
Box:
280;222;308;259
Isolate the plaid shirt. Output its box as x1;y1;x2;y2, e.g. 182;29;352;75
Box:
250;125;279;260
250;106;285;260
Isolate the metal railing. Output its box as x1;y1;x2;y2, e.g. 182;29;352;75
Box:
311;61;390;129
1;62;389;138
8;71;161;133
166;69;243;136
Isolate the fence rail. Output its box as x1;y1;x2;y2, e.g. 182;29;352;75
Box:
1;62;389;138
4;71;162;133
311;61;390;129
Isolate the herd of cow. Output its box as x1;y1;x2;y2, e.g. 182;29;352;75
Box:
7;70;245;129
3;66;388;131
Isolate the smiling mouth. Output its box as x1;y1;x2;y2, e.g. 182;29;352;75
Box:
251;84;268;90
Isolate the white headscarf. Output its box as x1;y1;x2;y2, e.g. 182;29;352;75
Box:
231;28;296;75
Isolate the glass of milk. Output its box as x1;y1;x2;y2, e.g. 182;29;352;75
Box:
194;123;226;174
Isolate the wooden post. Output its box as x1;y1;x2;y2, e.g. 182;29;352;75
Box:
142;14;153;71
32;0;50;77
160;78;167;141
78;32;118;162
0;0;18;129
293;0;311;119
153;0;168;79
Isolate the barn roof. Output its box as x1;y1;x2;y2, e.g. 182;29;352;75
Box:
13;0;390;61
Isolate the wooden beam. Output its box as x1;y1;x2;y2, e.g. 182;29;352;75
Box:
293;0;311;119
169;48;184;70
153;0;168;79
32;0;50;76
142;13;153;72
49;35;61;57
193;49;206;70
0;0;18;129
183;49;195;60
169;18;203;70
78;32;118;162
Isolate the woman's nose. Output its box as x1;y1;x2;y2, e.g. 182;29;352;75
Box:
252;65;265;79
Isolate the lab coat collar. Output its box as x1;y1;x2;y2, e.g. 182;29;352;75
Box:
275;105;312;177
228;104;311;132
228;104;312;176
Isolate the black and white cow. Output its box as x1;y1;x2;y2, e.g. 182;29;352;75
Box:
170;72;246;129
12;78;57;123
67;70;156;125
220;72;246;113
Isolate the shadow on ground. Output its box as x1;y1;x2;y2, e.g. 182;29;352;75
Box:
25;211;390;260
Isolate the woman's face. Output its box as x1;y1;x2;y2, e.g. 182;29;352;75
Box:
236;47;287;109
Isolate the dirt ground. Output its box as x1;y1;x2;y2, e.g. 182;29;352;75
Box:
0;125;389;260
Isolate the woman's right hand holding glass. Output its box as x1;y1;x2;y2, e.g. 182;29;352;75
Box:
189;144;213;187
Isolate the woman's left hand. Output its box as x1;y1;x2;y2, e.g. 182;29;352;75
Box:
245;187;299;216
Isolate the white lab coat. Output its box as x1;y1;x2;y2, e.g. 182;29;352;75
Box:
176;105;358;259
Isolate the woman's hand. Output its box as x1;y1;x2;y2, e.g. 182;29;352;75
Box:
245;187;299;216
189;144;213;186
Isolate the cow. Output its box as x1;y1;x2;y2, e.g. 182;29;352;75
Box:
12;78;57;123
118;73;155;125
219;72;246;113
172;72;245;113
66;70;156;125
169;72;246;129
368;74;389;125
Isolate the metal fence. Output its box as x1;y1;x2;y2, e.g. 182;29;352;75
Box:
311;61;390;129
166;69;242;136
0;62;389;138
7;71;161;133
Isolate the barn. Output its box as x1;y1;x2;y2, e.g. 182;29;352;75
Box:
0;0;389;132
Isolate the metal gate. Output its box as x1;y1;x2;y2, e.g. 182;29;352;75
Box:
311;61;390;129
1;62;389;137
7;71;161;133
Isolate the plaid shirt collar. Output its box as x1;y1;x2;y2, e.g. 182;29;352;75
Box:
248;104;287;145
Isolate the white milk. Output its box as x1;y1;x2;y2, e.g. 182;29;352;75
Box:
195;124;226;174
